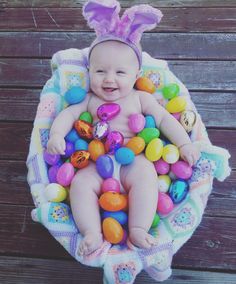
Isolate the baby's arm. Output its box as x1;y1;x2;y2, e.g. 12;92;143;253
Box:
139;92;200;166
47;93;91;155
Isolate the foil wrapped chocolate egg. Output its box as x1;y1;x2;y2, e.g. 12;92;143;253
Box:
169;179;189;204
70;150;90;169
105;131;124;154
180;110;197;133
93;121;109;139
97;103;121;121
74;120;93;139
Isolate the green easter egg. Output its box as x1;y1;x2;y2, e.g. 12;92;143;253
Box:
79;111;93;124
151;213;160;228
138;128;160;144
162;83;180;100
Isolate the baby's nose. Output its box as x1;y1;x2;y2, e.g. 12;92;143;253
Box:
104;72;115;82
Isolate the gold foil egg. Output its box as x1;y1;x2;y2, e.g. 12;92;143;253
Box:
180;110;197;133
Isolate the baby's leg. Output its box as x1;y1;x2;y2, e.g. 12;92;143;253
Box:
70;163;103;256
120;154;159;249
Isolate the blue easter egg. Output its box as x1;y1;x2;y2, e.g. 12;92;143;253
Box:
96;155;114;178
115;147;135;165
145;115;156;128
168;179;189;204
65;129;80;143
74;139;88;151
102;211;128;226
64;86;86;105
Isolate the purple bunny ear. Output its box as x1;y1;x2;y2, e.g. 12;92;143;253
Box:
119;5;163;43
83;0;121;36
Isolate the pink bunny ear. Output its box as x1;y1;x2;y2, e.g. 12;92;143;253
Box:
119;5;163;43
83;0;121;36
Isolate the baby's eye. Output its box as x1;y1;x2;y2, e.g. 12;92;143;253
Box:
117;71;125;74
96;70;104;73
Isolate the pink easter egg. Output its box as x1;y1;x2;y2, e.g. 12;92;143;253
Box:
128;114;146;133
97;103;121;121
101;178;120;193
171;160;193;180
157;192;174;215
154;158;170;175
105;131;124;154
56;162;75;187
172;112;181;120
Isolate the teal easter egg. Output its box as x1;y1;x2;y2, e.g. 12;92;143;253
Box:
64;86;86;105
145;115;156;128
74;138;88;151
138;128;160;144
115;147;135;165
169;179;189;204
102;211;128;226
162;83;180;100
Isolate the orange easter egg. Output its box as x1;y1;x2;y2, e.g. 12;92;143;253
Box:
74;120;93;139
125;136;145;155
99;192;128;212
70;150;90;169
88;139;105;161
135;77;156;94
102;217;124;244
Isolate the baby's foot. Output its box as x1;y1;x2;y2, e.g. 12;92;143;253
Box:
78;232;103;256
129;227;158;249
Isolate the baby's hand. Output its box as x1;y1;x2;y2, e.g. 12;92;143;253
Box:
47;133;66;155
179;143;200;167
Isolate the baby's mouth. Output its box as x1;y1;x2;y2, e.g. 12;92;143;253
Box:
103;87;118;93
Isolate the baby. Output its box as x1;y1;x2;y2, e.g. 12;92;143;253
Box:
47;1;200;256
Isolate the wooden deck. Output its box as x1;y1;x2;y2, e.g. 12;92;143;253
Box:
0;1;235;283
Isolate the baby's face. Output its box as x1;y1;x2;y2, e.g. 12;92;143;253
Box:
89;41;140;102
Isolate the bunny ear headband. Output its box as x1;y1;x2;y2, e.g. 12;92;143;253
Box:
83;0;163;68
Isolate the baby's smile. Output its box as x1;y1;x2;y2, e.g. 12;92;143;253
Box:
103;87;118;93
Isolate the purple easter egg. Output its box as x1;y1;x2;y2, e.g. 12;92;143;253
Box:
97;103;121;121
56;162;75;187
128;113;145;133
43;150;60;166
96;154;114;179
154;158;170;175
62;141;75;158
105;131;124;154
48;165;60;183
93;121;109;139
171;161;193;180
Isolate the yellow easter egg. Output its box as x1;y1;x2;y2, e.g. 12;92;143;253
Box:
162;144;179;164
158;175;171;193
45;183;67;202
165;96;187;113
102;217;124;244
145;138;163;162
125;136;145;155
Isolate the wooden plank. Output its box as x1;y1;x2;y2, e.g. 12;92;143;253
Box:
0;256;236;284
0;7;236;32
1;32;236;60
2;0;236;8
1;59;236;90
0;204;235;270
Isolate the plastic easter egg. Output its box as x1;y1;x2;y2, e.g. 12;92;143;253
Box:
151;213;160;228
65;128;80;143
101;178;120;193
180;110;197;133
157;192;174;215
102;210;128;225
99;192;128;211
171;160;193;179
74;138;88;151
70;150;90;169
158;175;171;193
162;144;180;164
93;121;109;139
63;141;75;158
166;96;187;113
56;162;75;187
145;138;163;162
162;83;180;100
145;115;156;128
79;111;93;124
172;112;181;121
128;114;145;133
48;165;60;183
154;158;170;175
135;77;156;94
88;139;105;161
169;179;189;204
119;229;128;245
96;154;114;178
102;217;124;244
43;150;60;166
64;86;86;105
45;183;67;202
105;131;124;154
125;136;145;155
138;128;160;144
74;120;93;139
115;147;135;165
97;103;121;121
